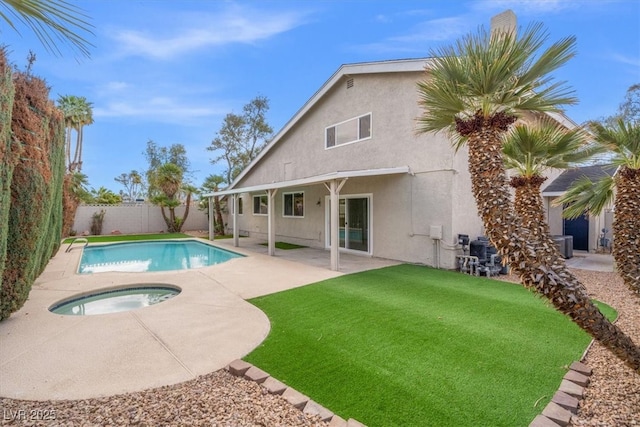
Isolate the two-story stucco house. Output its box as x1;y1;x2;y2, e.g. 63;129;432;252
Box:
205;57;575;271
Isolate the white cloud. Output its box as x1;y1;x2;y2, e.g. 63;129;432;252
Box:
472;0;585;15
94;98;227;125
609;53;640;68
110;5;309;60
355;16;469;54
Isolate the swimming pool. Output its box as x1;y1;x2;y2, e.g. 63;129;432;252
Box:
78;240;243;274
50;285;180;315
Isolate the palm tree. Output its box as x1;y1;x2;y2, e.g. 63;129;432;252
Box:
150;163;190;233
417;23;640;371
502;119;597;265
57;95;93;173
0;0;94;57
201;174;226;235
558;119;640;295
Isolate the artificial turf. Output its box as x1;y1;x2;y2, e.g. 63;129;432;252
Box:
259;241;308;250
245;264;615;427
62;233;191;244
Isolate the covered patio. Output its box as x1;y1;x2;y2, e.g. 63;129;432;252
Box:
205;167;410;271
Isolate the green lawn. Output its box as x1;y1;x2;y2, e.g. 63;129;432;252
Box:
246;264;615;427
259;241;308;250
62;233;191;244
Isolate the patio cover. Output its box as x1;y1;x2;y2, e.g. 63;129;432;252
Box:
204;166;411;270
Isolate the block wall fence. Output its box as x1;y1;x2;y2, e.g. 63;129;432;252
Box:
72;203;209;235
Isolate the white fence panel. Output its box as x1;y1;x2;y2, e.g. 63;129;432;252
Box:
73;203;208;235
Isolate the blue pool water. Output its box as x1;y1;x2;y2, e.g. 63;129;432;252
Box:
79;240;243;274
50;286;180;315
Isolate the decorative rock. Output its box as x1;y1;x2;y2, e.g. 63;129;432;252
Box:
111;230;122;235
551;391;579;414
303;400;334;421
243;366;270;384
226;359;252;377
529;415;562;427
328;415;347;427
347;419;367;427
542;402;572;426
558;379;584;398
569;361;592;376
261;376;287;395
563;370;590;387
282;387;309;409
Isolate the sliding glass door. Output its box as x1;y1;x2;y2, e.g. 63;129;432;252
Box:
327;195;370;253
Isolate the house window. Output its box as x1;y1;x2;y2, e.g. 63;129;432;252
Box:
237;197;243;215
283;192;304;218
325;113;372;149
253;195;268;215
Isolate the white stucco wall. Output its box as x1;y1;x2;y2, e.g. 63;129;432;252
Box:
222;70;490;269
73;203;208;235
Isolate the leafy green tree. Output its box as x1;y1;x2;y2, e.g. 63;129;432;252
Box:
601;84;640;127
0;0;94;57
208;95;273;186
115;170;145;202
57;94;93;173
144;140;190;197
416;22;640;371
558;119;640;296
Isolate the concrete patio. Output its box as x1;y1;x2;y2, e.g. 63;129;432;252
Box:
0;238;396;401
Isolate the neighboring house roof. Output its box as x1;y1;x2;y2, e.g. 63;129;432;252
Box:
542;164;617;196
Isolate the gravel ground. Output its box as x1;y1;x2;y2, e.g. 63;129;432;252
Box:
1;266;638;426
0;370;327;426
497;268;640;426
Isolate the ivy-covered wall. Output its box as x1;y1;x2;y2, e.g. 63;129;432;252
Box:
0;49;65;320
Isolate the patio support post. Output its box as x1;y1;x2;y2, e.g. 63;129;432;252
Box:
327;178;347;271
208;196;215;241
267;189;278;256
233;194;239;247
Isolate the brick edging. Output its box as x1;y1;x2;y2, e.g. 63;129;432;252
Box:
529;361;593;427
226;359;367;427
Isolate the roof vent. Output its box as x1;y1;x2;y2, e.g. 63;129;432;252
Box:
346;78;354;89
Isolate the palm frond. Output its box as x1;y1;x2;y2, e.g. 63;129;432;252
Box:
554;175;615;218
588;119;640;170
502;119;596;177
417;21;577;143
0;0;94;58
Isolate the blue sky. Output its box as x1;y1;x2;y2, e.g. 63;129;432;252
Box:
3;0;639;193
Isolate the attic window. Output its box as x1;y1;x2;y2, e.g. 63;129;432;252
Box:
346;78;354;89
325;113;372;149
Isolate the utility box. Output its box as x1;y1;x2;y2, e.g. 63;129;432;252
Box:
430;225;443;240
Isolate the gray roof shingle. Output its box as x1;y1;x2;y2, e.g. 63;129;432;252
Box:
543;164;617;193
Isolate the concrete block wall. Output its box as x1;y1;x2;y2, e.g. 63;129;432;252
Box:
73;203;208;235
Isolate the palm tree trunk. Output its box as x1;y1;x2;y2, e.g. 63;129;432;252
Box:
512;176;564;267
214;196;224;234
463;118;640;373
613;168;640;295
179;193;192;233
77;125;83;172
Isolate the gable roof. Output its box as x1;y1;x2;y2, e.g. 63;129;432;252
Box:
228;58;432;190
221;57;579;193
542;164;617;195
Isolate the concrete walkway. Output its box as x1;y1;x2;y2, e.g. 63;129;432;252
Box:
0;239;395;400
564;250;615;272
